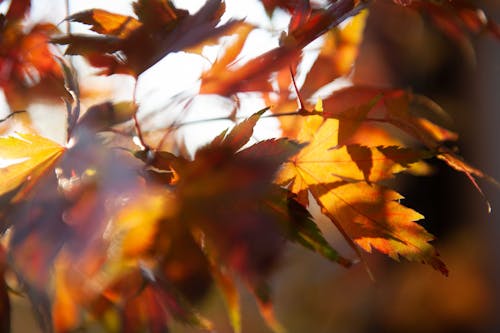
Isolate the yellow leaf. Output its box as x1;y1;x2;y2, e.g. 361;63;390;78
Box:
276;116;448;275
0;133;64;196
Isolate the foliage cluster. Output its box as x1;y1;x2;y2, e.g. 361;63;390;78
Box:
0;0;498;332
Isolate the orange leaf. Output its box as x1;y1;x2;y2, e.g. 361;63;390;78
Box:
66;9;141;38
0;22;65;109
300;10;368;99
276;115;448;274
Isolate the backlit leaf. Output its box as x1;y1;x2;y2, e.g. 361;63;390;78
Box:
276;115;448;274
0;133;64;197
54;0;241;76
66;9;141;38
0;22;66;109
300;10;368;99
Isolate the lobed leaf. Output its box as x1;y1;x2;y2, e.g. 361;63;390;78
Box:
0;133;65;197
53;0;242;76
276;115;448;274
66;9;141;38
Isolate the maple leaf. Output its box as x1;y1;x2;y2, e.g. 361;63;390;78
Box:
67;8;142;38
319;86;497;207
53;0;242;76
276;115;448;275
0;133;65;198
200;0;367;96
300;9;368;99
0;21;66;109
181;123;302;282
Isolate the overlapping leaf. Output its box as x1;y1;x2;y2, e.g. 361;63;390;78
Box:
0;0;498;332
53;0;243;76
200;0;367;96
276;115;448;275
319;86;496;206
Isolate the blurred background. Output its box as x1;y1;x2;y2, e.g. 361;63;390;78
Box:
3;0;499;332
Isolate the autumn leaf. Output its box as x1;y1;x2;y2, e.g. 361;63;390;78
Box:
0;133;64;197
276;115;448;275
300;9;368;99
200;0;367;96
181;120;302;281
2;0;30;21
318;86;497;205
66;9;141;38
267;187;352;267
53;0;242;76
208;262;242;333
277;116;426;198
0;21;66;109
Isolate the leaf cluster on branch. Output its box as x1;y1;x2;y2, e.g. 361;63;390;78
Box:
0;0;498;332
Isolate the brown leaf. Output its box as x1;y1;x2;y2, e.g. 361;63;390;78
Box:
54;0;241;76
4;0;30;21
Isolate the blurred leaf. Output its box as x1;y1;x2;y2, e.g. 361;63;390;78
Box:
210;264;241;333
200;0;367;96
4;0;30;21
66;9;141;37
53;0;242;76
183;136;301;280
0;22;66;109
250;282;285;333
76;101;137;134
0;133;64;197
301;9;368;99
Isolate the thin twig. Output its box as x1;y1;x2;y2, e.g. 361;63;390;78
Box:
0;110;27;123
64;0;71;35
290;66;306;111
